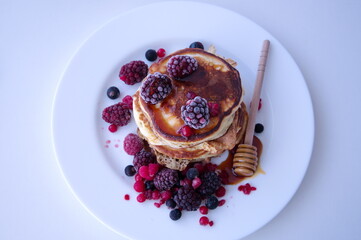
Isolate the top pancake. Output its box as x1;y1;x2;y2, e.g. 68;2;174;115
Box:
136;48;243;147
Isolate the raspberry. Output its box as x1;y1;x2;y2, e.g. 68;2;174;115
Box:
102;102;131;126
160;190;172;201
193;163;204;174
133;181;145;192
122;95;133;110
148;163;160;178
123;133;144;155
119;60;148;85
181;96;210;129
207;102;220;117
198;171;221;196
140;72;172;104
139;166;151;180
167;55;198;80
153;168;179;191
124;194;130;200
134;173;143;182
192;177;202;189
137;193;146;203
144;189;153;200
174;186;202;211
133;149;156;170
152;190;161;200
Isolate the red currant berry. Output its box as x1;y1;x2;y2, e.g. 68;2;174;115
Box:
199;216;210;226
157;48;166;58
108;124;118;133
199;206;208;215
178;125;193;138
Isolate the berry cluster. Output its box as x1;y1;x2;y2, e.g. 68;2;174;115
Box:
123;144;227;224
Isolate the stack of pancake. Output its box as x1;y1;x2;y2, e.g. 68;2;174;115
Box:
133;48;248;170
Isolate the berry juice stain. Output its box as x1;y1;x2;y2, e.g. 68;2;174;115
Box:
106;140;111;144
115;144;119;148
105;145;109;148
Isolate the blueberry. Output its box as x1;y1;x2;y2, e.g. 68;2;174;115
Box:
189;41;204;49
124;165;136;177
107;86;120;99
205;196;219;210
145;180;155;190
169;209;182;221
186;168;199;180
145;49;157;61
255;123;264;133
166;199;177;209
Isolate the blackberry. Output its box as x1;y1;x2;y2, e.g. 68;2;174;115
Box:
133;149;156;170
124;165;136;177
189;41;204;49
119;60;148;85
102;102;131;126
198;171;221;196
153;168;179;191
140;72;172;104
166;55;198;80
145;49;157;61
106;86;120;99
205;195;219;210
166;199;177;209
169;209;182;221
255;123;264;133
181;96;210;129
174;186;202;211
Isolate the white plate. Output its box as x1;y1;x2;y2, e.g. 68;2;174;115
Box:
52;2;314;240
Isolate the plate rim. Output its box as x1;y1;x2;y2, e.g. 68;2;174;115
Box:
51;1;315;239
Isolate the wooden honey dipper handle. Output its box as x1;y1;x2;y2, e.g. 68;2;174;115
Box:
233;40;270;177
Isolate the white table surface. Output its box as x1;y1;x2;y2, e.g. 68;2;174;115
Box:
1;0;360;239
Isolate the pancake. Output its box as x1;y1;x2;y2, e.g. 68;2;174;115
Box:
137;102;248;170
133;47;247;170
135;48;243;148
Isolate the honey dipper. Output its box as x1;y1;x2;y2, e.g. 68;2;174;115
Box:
233;40;270;177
